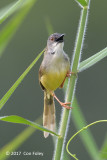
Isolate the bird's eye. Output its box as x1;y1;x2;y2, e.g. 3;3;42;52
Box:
50;37;54;41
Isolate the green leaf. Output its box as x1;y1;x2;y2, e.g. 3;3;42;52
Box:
0;116;42;160
0;50;44;110
0;0;37;57
0;115;59;137
79;47;107;72
74;0;87;7
100;135;107;159
0;0;33;24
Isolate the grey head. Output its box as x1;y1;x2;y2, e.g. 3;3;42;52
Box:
47;33;65;46
47;33;65;52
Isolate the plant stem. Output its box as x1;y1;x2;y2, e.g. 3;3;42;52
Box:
66;120;107;159
54;2;90;160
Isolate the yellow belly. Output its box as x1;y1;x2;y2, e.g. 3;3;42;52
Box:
41;70;67;91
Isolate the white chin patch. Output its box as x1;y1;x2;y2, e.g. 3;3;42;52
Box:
54;42;64;52
57;42;64;47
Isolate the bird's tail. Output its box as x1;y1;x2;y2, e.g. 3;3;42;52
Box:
43;91;55;138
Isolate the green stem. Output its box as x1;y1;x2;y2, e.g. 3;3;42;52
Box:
54;3;89;160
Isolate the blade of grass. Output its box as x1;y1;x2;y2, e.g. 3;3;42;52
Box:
0;1;17;20
79;47;107;72
100;135;107;159
0;0;37;58
45;17;54;35
0;116;42;160
74;0;87;7
0;0;33;24
0;115;59;137
0;49;44;110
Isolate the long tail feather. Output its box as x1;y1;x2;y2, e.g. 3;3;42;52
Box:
43;91;55;138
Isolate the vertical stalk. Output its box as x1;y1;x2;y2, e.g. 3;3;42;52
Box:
54;2;90;160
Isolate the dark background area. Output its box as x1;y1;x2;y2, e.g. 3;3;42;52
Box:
0;0;107;159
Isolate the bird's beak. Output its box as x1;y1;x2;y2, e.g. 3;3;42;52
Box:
56;34;65;43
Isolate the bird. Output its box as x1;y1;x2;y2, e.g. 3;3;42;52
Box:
39;33;71;138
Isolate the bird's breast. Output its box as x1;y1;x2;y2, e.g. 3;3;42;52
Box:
41;60;70;91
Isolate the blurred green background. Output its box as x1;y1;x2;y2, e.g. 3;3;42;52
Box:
0;0;107;159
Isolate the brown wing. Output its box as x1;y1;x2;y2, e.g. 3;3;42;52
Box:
39;48;47;91
39;65;45;90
